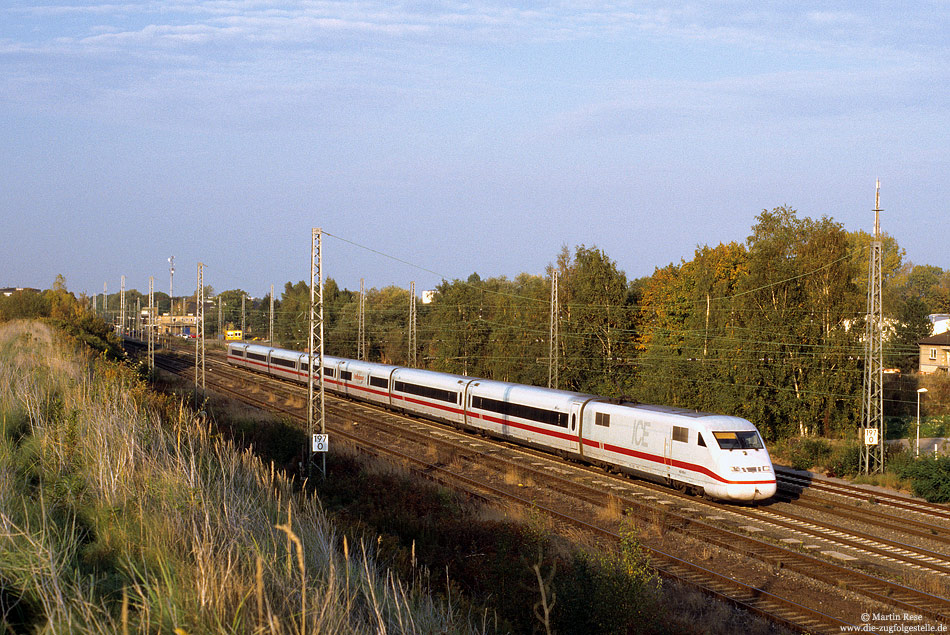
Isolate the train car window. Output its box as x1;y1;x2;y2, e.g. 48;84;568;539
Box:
394;380;457;404
300;362;309;372
323;367;335;378
470;395;568;428
595;412;610;427
370;376;388;389
697;433;706;447
712;431;763;450
246;352;267;362
272;357;296;369
672;426;689;443
340;370;352;381
230;349;244;357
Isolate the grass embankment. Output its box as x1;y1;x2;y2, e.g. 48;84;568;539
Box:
1;319;789;634
0;320;477;633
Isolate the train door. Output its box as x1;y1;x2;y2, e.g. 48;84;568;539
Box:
570;398;598;456
570;401;584;456
461;379;475;430
338;361;349;397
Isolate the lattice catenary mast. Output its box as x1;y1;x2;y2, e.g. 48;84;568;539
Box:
195;262;205;401
548;269;559;389
408;281;417;367
119;275;126;337
860;180;885;474
147;276;155;372
358;278;366;360
168;257;175;316
269;283;275;344
308;228;326;478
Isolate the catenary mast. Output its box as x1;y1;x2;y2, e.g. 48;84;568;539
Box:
860;180;885;474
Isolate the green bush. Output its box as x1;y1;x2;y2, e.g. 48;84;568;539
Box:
787;438;833;471
885;416;908;439
827;442;862;477
885;445;914;475
896;455;950;503
554;521;660;633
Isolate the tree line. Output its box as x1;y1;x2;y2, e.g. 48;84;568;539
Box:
13;207;947;443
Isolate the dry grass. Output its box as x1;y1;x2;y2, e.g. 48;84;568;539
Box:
850;471;913;493
502;465;534;488
0;321;484;634
902;570;949;597
645;506;672;539
660;580;797;635
596;494;625;523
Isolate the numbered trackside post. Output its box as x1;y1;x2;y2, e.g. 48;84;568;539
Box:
312;434;329;453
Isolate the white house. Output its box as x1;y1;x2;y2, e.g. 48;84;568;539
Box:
929;314;950;336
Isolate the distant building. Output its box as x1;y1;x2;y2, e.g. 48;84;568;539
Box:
919;333;950;374
929;314;950;336
155;313;198;337
1;287;41;297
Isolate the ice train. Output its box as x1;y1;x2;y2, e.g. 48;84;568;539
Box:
227;343;776;502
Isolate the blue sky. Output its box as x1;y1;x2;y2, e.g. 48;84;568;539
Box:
2;1;948;298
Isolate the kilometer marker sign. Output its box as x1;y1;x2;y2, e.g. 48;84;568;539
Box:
312;434;329;452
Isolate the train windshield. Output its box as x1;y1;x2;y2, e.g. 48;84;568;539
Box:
712;431;763;450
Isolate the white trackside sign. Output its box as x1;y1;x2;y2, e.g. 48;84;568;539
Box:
312;434;329;452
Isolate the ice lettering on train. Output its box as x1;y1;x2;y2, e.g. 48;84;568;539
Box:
633;420;650;447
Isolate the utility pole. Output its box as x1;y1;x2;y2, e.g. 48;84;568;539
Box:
103;282;108;324
308;229;326;478
269;283;275;344
408;281;417;367
548;270;559;389
358;278;366;360
136;297;141;338
217;295;223;339
195;262;205;404
147;276;155;372
241;293;246;336
861;180;885;474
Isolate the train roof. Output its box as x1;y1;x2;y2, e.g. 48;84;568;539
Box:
635;404;758;427
392;366;475;385
629;403;713;418
337;358;400;373
467;377;594;400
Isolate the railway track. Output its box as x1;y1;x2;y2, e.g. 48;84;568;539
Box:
132;339;950;634
777;466;950;523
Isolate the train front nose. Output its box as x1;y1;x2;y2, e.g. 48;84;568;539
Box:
754;480;777;501
723;479;776;502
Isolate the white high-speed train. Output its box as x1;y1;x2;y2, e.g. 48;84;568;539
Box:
227;343;776;502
